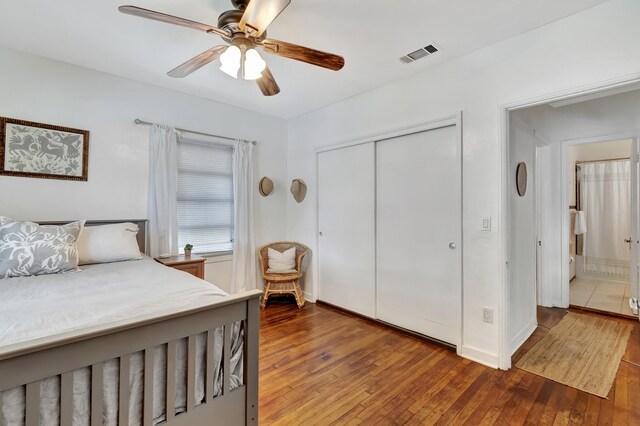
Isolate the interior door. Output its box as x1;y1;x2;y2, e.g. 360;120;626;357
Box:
376;125;461;345
318;143;376;318
631;137;639;316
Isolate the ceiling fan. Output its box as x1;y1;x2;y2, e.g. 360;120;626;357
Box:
119;0;345;96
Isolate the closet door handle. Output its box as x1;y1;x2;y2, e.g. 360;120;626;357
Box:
449;243;456;250
319;231;323;237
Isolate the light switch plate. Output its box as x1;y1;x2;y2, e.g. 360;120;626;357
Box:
481;217;491;231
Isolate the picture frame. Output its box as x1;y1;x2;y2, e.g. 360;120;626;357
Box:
0;117;89;181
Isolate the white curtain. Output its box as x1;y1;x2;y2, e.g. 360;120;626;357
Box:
230;140;257;293
147;124;179;258
580;159;631;277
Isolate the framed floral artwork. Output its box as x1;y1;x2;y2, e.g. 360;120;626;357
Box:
0;117;89;181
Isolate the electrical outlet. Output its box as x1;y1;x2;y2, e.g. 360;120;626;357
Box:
483;307;494;324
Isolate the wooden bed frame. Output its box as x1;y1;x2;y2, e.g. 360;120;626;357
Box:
0;220;261;426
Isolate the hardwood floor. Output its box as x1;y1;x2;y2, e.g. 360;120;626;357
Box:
259;300;640;425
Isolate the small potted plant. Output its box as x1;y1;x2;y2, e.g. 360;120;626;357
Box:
184;244;193;257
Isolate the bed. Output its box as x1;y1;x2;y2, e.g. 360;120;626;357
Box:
0;220;261;426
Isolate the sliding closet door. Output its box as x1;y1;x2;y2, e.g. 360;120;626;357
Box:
376;125;461;345
318;143;376;317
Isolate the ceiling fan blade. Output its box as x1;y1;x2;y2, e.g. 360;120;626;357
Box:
261;39;344;71
239;0;291;37
256;65;280;96
168;46;228;78
118;5;229;38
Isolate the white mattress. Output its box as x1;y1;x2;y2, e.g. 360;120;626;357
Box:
0;258;243;425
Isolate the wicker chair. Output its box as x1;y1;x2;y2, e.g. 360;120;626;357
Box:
258;242;309;309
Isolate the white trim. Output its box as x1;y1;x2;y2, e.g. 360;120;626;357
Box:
549;83;640;108
313;146;320;305
502;73;640;111
460;345;500;369
560;130;640;146
303;291;314;303
535;144;544;306
633;138;640;307
501;73;640;370
315;112;464;351
560;142;570;308
457;111;464;354
510;319;537;356
316;115;458;154
499;106;511;369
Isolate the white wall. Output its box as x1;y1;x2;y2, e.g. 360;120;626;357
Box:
0;46;288;292
286;0;640;367
507;115;537;354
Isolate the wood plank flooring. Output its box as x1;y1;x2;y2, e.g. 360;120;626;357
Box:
259;301;640;425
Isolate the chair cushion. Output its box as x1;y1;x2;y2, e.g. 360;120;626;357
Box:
267;247;297;273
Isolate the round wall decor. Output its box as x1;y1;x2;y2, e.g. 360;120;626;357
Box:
516;162;528;197
259;177;274;197
290;179;307;203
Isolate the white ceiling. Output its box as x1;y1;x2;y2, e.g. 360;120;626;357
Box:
0;0;607;119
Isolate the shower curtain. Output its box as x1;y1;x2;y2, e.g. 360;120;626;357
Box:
580;159;631;278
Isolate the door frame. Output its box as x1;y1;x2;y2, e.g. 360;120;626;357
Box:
315;112;464;352
500;74;640;369
535;140;554;308
557;132;640;310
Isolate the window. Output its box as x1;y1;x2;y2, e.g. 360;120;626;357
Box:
177;137;233;254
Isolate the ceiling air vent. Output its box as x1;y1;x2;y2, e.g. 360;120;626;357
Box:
400;44;439;64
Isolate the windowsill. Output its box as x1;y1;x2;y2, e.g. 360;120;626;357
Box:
196;251;233;263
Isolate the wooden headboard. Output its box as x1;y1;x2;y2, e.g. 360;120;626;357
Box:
38;219;148;255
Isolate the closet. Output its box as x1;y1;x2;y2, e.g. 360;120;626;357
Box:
318;120;462;346
317;142;376;318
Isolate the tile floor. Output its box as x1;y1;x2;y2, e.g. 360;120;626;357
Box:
569;278;636;316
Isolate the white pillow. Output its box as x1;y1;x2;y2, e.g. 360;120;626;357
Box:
77;223;142;265
267;247;297;273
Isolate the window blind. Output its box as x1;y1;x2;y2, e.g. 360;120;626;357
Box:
177;138;233;254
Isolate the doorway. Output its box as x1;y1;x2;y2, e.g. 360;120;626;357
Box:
567;139;636;317
505;82;640;366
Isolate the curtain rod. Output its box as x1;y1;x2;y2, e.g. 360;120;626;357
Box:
575;157;629;165
133;119;257;145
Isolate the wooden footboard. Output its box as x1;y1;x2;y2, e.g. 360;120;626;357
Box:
0;290;262;426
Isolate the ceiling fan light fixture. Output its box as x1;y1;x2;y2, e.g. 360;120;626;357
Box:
118;1;344;96
219;45;241;78
243;48;266;80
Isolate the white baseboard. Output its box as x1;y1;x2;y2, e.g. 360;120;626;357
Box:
303;291;315;303
510;319;537;356
459;345;500;369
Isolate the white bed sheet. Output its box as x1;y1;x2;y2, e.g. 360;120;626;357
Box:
0;258;243;426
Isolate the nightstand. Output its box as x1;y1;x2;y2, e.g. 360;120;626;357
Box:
155;255;205;280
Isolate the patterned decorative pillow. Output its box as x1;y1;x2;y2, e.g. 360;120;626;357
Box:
0;217;85;278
